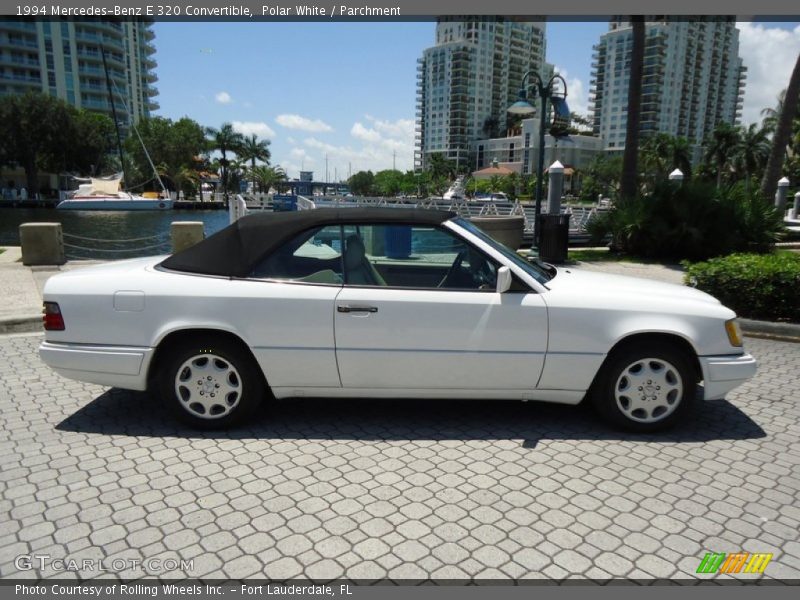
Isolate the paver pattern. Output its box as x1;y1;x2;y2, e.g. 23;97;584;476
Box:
1;333;799;582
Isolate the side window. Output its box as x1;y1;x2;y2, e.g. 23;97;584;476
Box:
250;225;344;285
341;224;498;290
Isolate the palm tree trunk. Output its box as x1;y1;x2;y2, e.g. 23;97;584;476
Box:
620;17;645;201
761;52;800;201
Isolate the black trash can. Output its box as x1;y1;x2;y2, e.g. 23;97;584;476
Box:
537;213;571;263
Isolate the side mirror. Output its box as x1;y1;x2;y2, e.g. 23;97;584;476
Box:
496;266;512;293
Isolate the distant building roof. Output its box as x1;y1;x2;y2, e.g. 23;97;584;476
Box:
472;165;515;179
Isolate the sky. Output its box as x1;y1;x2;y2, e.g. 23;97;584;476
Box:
152;19;800;180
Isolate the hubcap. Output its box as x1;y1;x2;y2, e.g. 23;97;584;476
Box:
614;357;683;423
174;354;242;419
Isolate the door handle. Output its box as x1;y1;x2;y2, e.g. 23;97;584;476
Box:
337;305;378;313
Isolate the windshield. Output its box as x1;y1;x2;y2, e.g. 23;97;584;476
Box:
452;217;553;285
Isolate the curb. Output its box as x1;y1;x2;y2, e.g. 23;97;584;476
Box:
740;318;800;343
0;315;42;335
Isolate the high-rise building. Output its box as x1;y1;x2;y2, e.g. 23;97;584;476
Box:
590;17;746;156
0;19;158;125
415;17;549;171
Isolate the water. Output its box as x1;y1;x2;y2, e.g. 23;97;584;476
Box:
0;208;232;259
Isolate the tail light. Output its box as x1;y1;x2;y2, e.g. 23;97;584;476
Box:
43;302;65;331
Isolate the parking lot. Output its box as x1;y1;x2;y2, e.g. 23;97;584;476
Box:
0;332;799;582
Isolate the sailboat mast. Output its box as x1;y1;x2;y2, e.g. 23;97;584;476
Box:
100;45;126;186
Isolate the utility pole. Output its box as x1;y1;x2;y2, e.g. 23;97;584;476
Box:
393;150;396;171
349;162;352;179
325;154;329;185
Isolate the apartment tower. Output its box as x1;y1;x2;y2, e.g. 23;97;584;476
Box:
415;17;549;171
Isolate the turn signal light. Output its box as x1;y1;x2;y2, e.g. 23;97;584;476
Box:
725;319;743;347
43;302;65;331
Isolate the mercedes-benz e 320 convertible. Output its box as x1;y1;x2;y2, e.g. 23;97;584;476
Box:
39;208;756;431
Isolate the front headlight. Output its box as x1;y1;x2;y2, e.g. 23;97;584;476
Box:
725;319;743;347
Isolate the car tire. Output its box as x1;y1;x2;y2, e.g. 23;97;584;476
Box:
158;336;266;430
591;342;696;432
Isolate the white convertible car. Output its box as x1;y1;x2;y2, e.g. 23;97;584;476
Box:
39;208;756;431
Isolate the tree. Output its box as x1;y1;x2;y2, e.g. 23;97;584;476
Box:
239;134;271;194
69;111;116;176
0;92;74;195
250;165;286;193
373;169;404;197
347;170;375;195
481;116;500;139
568;112;594;135
427;153;456;180
704;123;740;188
734;123;770;191
124;116;207;195
207;123;244;199
761;52;800;201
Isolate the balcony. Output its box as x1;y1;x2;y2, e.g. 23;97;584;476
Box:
0;72;41;85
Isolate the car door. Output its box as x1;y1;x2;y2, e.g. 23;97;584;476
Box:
333;223;548;391
243;224;344;390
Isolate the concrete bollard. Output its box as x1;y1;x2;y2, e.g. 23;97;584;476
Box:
547;160;565;215
774;177;790;212
19;222;65;266
791;192;800;221
170;222;204;254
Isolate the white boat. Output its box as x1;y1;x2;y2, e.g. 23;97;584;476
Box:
443;176;466;200
57;176;173;211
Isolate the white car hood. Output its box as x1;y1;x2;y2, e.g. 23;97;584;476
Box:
545;266;721;306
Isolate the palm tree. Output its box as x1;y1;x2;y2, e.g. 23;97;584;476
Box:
734;123;770;191
620;17;645;200
704;123;740;188
761;53;800;201
668;136;693;180
482;116;500;139
640;133;672;179
157;162;199;199
206;123;244;201
250;164;287;194
427;153;456;180
239;134;271;194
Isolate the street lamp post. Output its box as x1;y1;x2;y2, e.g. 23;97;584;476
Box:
507;71;569;247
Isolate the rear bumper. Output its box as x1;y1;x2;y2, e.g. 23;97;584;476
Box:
39;341;154;391
699;353;758;400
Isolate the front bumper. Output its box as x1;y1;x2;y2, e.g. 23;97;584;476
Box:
39;341;154;391
699;352;758;400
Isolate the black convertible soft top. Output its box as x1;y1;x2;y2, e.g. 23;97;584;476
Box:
160;207;456;277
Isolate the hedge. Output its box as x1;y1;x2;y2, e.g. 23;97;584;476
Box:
683;252;800;322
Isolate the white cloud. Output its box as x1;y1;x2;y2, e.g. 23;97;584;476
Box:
275;114;334;132
350;122;382;143
291;116;415;177
231;121;276;138
553;68;588;117
214;91;232;104
737;22;800;124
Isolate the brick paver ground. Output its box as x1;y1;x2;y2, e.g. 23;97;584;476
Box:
0;333;798;582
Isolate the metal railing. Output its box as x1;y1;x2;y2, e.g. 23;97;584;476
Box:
62;231;171;260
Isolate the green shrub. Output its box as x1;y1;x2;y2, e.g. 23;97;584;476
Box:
684;252;800;322
587;181;785;261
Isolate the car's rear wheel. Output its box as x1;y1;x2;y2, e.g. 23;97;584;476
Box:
158;337;265;429
592;342;696;432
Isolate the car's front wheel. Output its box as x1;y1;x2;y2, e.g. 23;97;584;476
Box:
592;342;696;432
158;337;265;429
